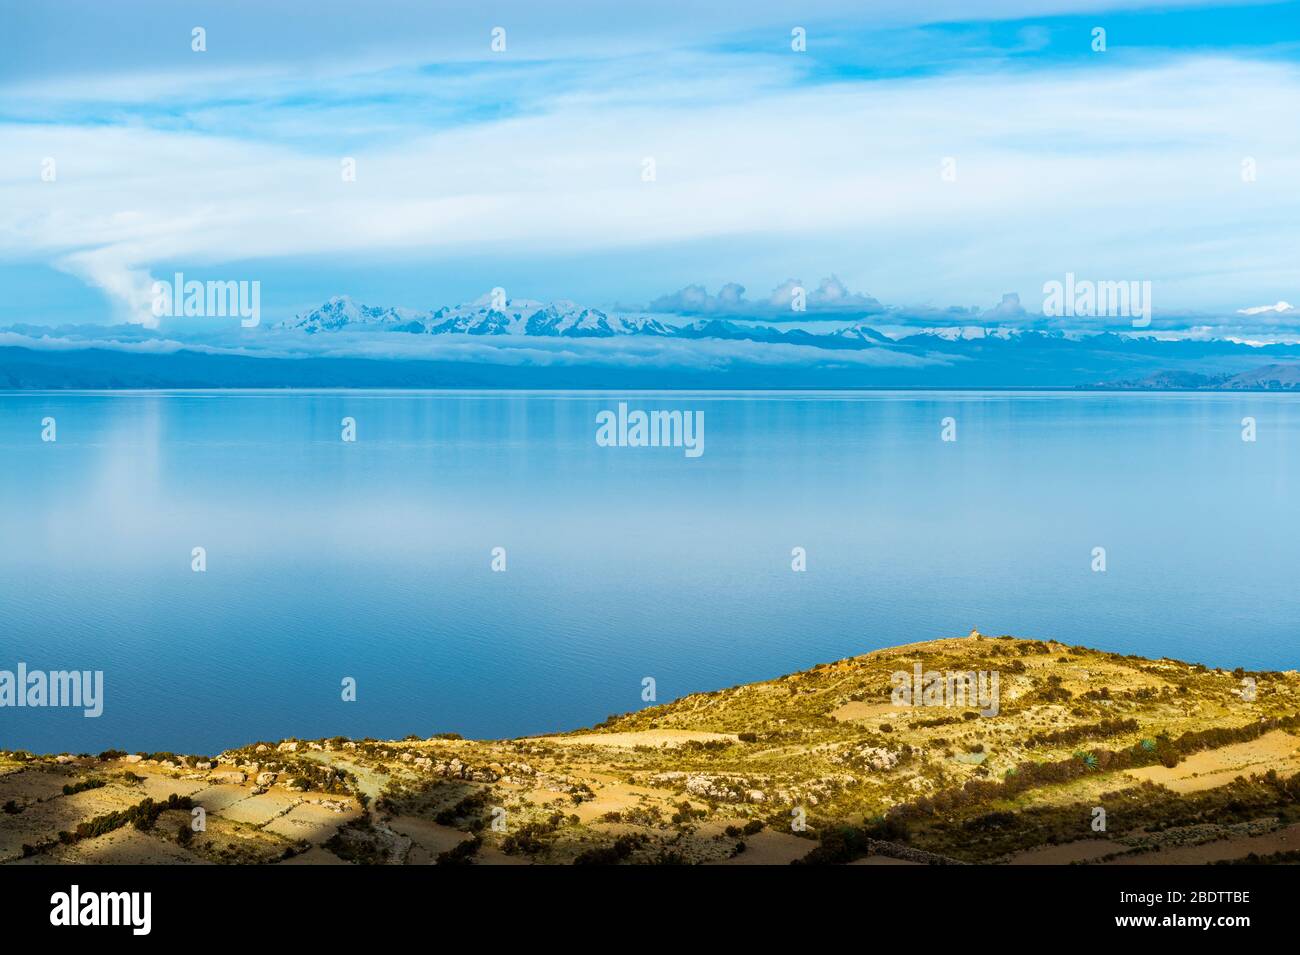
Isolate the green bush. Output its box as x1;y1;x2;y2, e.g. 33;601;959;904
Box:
436;836;482;865
62;778;107;797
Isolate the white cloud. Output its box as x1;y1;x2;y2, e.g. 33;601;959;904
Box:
650;275;880;315
3;52;1299;323
1237;301;1296;315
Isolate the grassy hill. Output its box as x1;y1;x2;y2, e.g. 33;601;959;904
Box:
4;632;1300;865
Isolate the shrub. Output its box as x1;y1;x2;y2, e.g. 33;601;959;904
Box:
574;834;647;865
62;778;107;797
436;836;482;865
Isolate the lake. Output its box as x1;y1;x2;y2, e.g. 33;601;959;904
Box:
1;390;1297;754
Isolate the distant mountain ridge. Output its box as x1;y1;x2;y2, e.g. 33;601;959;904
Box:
1100;363;1300;391
282;294;1055;352
278;296;1300;383
284;295;675;339
4;294;1300;390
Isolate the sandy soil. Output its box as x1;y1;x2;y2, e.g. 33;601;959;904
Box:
1007;839;1125;865
262;798;359;843
0;786;144;860
217;790;304;827
19;825;207;865
387;814;474;863
0;768;74;803
567;782;666;823
137;774;213;801
1124;730;1300;793
848;856;924;865
713;830;811;865
191;784;257;813
1109;823;1300;865
278;846;352;865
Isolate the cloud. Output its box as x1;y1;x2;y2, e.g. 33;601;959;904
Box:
2;11;1299;325
1238;301;1296;315
650;276;881;317
55;249;163;328
3;1;1234;88
983;292;1027;321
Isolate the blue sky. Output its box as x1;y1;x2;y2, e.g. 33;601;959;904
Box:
1;0;1298;335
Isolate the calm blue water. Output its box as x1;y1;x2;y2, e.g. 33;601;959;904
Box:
1;390;1297;754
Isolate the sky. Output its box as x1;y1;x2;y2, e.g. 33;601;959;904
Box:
1;0;1298;335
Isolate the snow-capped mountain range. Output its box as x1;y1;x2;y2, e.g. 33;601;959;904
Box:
280;294;961;350
284;295;676;339
7;294;1300;390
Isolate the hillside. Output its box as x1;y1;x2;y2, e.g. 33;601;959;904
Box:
4;632;1300;865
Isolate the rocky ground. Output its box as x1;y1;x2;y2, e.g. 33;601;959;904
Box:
4;631;1300;865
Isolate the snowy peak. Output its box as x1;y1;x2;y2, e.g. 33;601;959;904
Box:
284;295;676;339
422;297;551;335
281;294;893;349
524;303;619;337
675;319;750;339
284;296;414;334
911;326;1020;342
833;322;892;344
